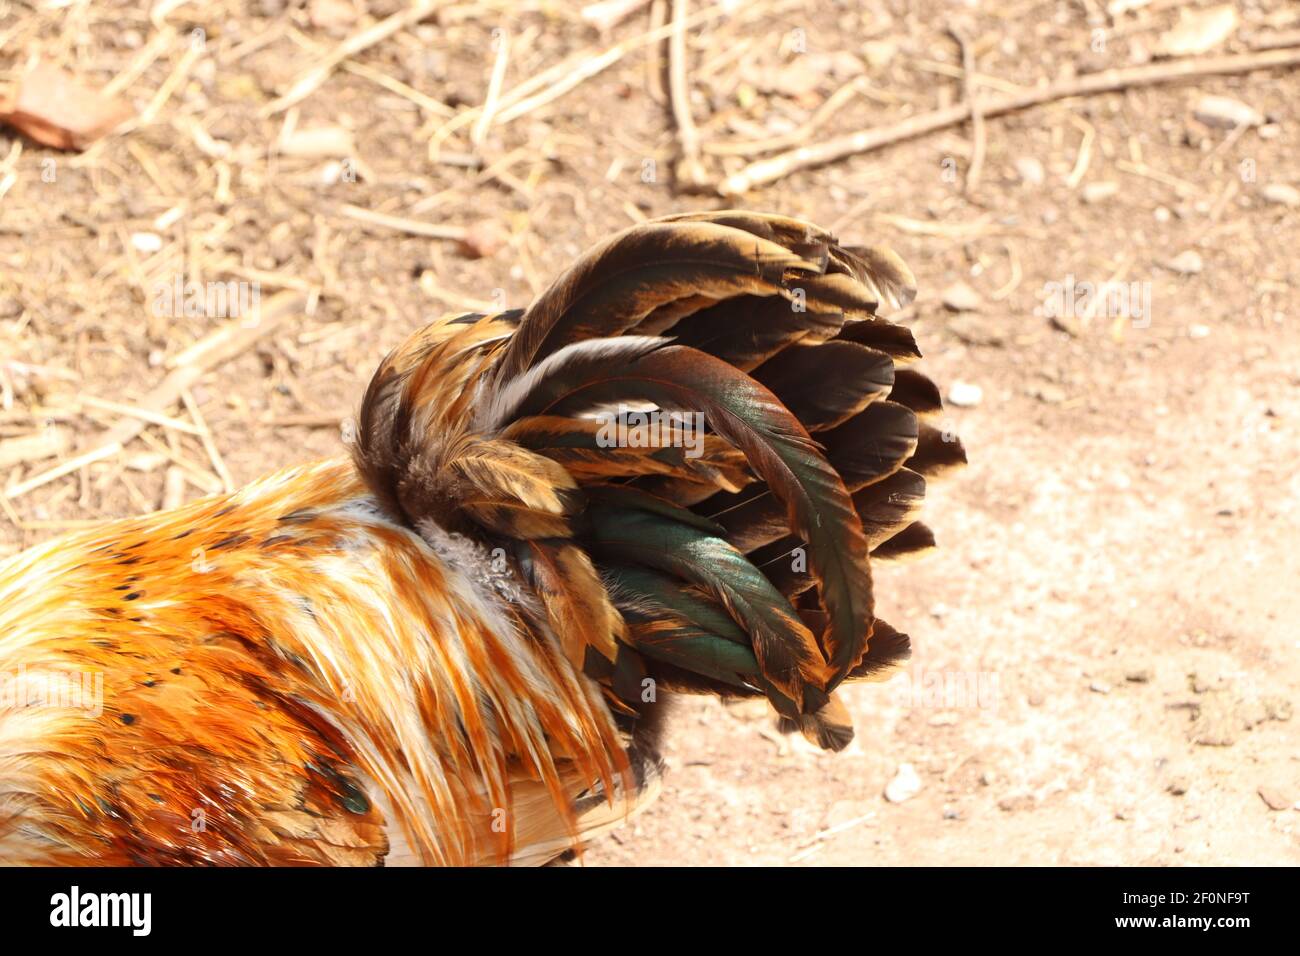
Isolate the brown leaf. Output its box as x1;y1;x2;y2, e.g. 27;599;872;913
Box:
0;65;134;151
455;220;509;259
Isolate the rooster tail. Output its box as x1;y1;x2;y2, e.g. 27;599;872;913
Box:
352;211;963;788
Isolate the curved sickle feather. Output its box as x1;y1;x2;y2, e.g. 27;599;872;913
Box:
494;339;874;689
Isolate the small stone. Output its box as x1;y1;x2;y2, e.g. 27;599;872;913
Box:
318;160;345;186
1125;668;1153;684
1166;777;1190;796
1032;383;1067;404
1261;697;1293;722
1190;693;1239;746
941;281;983;312
1258;123;1281;140
998;793;1035;812
1082;181;1119;203
278;124;355;158
883;763;922;803
131;232;163;254
1258;786;1293;811
1189;323;1211;339
1263;183;1300;207
942;807;961;820
1156;5;1238;58
752;53;859;99
1014;156;1045;185
1193;94;1264;130
1163;250;1204;275
1090;680;1112;694
860;40;897;71
1154;205;1172;223
928;712;959;727
947;381;983;407
947;314;1006;348
1027;690;1046;707
0;295;22;319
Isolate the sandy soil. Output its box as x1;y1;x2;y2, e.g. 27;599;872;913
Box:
1;0;1296;865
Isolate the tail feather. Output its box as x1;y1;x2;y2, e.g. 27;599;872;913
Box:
752;341;895;432
907;424;969;479
888;368;945;418
350;209;963;860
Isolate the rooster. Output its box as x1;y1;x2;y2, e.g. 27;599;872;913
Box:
0;210;963;865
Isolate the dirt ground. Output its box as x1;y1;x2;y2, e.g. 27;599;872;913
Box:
1;0;1297;865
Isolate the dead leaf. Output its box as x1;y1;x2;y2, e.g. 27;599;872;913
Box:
0;65;134;150
456;220;509;259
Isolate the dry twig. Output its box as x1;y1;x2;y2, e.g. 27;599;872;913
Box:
264;0;444;116
668;0;708;191
720;47;1300;195
947;27;986;194
4;293;307;501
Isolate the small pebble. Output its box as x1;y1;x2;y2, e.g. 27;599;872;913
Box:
998;793;1035;812
1164;250;1204;275
1014;156;1045;185
947;381;983;407
1032;383;1067;404
941;281;983;312
1263;183;1300;207
1193;94;1263;130
1189;323;1211;339
884;763;922;803
1082;181;1119;203
131;232;163;254
861;40;897;70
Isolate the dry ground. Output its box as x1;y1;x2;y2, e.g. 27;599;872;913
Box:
1;0;1297;865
